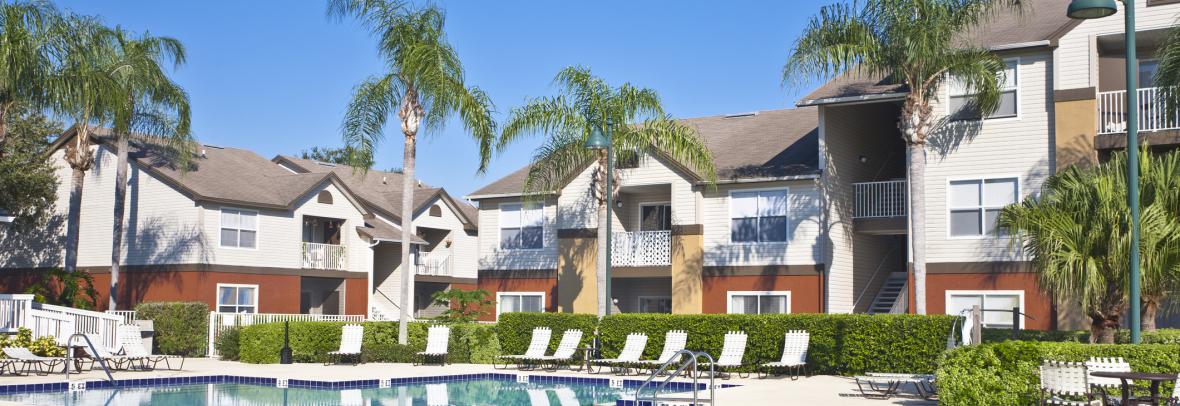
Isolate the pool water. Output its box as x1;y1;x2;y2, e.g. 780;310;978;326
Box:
0;379;642;405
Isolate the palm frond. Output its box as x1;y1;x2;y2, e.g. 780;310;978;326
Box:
341;73;402;172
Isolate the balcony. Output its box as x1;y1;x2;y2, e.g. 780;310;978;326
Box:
302;242;347;270
612;230;671;267
1098;87;1180;135
852;180;907;235
416;251;452;276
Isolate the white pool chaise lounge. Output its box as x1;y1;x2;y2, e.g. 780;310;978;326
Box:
327;324;364;365
416;325;450;366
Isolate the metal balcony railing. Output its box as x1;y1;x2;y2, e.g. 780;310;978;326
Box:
853;180;907;219
1098;87;1180;135
302;242;347;270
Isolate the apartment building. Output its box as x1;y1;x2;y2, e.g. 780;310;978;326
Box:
469;0;1180;328
0;127;479;319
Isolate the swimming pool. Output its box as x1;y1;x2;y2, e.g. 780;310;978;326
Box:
0;373;720;405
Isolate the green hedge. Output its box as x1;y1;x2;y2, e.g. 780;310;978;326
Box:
495;313;598;356
982;328;1180;344
215;326;241;361
937;341;1180;405
238;321;499;364
597;313;959;375
134;302;209;357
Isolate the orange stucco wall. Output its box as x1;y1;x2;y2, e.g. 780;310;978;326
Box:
702;274;823;314
477;275;558;321
926;272;1053;330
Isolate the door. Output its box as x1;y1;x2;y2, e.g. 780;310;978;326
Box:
639;203;672;231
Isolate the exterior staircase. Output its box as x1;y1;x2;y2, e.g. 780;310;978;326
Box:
369;290;402;321
868;272;908;314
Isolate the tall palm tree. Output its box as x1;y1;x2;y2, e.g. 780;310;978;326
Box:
783;0;1025;314
0;1;62;155
1156;21;1180;112
104;27;193;310
328;0;496;344
499;66;716;316
999;151;1180;342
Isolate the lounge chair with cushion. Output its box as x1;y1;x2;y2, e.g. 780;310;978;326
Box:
327;324;364;365
535;329;583;371
590;333;648;375
760;330;809;379
2;347;66;375
118;324;184;370
495;327;551;370
416;325;450;366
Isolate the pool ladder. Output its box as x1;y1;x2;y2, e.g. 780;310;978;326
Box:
64;333;118;389
635;349;715;405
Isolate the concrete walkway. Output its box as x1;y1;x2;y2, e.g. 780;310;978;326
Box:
0;358;937;405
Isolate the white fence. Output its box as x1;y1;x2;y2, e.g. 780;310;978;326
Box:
36;303;123;352
612;230;672;266
0;294;122;352
302;242;348;270
417;252;452;276
853;180;907;219
1098;87;1180;135
0;294;33;333
106;310;137;324
207;312;366;357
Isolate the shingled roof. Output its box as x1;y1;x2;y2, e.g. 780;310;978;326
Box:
797;0;1077;106
468;107;820;199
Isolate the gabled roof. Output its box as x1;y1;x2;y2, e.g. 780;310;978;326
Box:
274;156;478;230
467;107;820;200
49;127;371;213
796;0;1078;107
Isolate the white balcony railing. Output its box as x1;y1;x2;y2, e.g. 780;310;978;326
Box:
302;242;347;270
853;180;907;219
417;251;452;276
612;230;671;266
1098;87;1180;135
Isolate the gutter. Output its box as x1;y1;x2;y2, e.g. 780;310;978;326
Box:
702;173;821;185
464;191;557;200
988;40;1051;51
796;92;908;107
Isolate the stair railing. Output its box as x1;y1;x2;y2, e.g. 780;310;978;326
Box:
635;349;716;405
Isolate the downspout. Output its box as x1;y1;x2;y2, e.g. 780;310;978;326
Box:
367;239;381;320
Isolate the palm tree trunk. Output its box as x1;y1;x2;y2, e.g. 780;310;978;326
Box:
397;115;419;346
0;103;9;157
900;99;929;315
1142;297;1159;332
65;167;85;273
596;193;608;317
1090;314;1119;344
109;135;130;310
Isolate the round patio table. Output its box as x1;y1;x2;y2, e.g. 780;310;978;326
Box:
1089;371;1177;406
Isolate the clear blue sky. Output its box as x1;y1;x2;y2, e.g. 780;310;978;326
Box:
56;1;828;199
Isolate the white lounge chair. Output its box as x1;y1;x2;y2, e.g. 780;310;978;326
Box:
2;347;66;375
536;329;584;371
701;331;748;379
426;383;449;406
527;389;551;406
591;333;647;375
554;387;580;406
1039;360;1100;405
118;324;184;370
76;334;141;371
416;325;450;366
1084;357;1130;405
327;324;364;365
854;373;937;400
760;330;808;379
495;327;551;369
640;330;687;369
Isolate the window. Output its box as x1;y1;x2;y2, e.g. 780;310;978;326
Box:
220;208;257;248
496;292;544;319
948;177;1018;237
317;191;333;204
217;284;257;313
638;297;672;313
429;205;442;217
949;59;1018;120
727;291;791;314
500;202;543;249
945;290;1024;329
639;203;672;231
730;189;788;243
1139;59;1160;89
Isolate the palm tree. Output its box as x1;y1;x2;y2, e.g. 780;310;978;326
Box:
999;151;1180;342
783;0;1025;314
0;1;61;155
1155;21;1180;112
103;27;194;310
328;0;496;344
499;66;716;316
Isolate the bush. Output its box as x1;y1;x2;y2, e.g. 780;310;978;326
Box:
597;313;959;375
937;341;1180;405
238;321;501;364
0;327;64;357
981;328;1180;344
495;313;598;356
215;326;241;361
134;302;209;357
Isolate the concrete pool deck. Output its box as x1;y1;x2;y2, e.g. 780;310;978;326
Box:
0;358;937;405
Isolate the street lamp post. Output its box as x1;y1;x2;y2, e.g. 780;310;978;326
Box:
585;126;613;316
1067;0;1142;343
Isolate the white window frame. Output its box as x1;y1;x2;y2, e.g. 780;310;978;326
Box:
495;291;545;320
944;290;1025;329
637;296;673;313
947;57;1020;121
216;283;259;314
219;207;259;250
497;202;545;251
726;291;792;314
727;187;791;245
945;175;1021;240
636;202;672;231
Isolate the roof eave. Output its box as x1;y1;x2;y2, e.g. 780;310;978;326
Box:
797;92;908;107
465;191;557;201
704;173;821;185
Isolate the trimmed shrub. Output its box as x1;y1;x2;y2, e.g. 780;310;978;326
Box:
598;313;959;375
981;328;1180;344
134;302;209;357
215;326;241;361
238;321;500;364
495;313;598;355
937;341;1180;405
